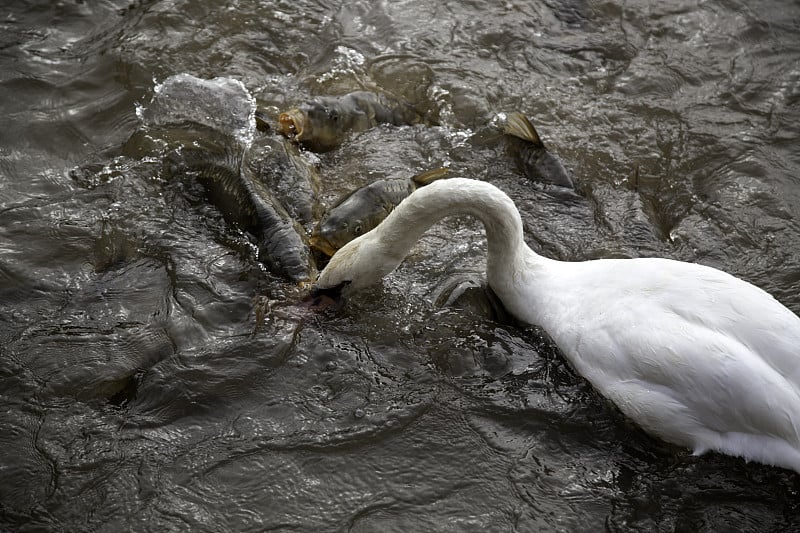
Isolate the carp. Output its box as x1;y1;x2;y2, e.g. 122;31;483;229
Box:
164;145;315;282
279;91;421;152
310;168;449;257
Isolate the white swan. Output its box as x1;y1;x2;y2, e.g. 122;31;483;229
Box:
315;177;800;473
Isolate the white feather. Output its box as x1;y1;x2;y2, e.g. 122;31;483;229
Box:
316;178;800;473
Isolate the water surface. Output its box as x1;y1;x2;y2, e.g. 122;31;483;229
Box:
2;0;800;531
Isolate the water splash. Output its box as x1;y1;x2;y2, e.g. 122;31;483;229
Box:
316;46;368;84
137;73;257;148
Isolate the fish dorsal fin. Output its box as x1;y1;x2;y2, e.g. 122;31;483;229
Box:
411;167;450;186
504;112;545;148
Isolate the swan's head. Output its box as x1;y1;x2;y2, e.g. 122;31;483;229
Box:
313;230;402;294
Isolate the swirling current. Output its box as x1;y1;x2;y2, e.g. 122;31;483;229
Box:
1;1;799;531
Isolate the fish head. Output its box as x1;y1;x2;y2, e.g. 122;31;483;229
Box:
283;101;344;151
310;211;367;257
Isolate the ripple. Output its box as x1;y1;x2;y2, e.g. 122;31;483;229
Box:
0;405;55;515
3;0;800;530
8;258;174;400
128;319;437;450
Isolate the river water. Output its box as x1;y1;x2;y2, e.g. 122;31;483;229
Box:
2;1;799;531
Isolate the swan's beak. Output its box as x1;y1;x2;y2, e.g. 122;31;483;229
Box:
309;280;351;300
299;280;351;312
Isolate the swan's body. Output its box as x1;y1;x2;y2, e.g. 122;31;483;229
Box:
316;178;800;473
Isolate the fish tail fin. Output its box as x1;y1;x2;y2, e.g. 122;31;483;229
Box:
504;112;545;148
411;167;450;186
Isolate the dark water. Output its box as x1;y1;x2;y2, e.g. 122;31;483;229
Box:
2;0;800;531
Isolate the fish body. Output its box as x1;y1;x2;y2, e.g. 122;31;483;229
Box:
246;133;322;228
504;112;574;189
279;91;420;152
310;168;448;256
132;74;315;281
164;146;314;282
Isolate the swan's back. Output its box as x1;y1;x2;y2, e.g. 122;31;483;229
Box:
519;255;800;472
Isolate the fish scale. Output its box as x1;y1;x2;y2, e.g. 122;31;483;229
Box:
310;168;449;257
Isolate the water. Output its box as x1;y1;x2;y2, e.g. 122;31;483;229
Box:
2;0;799;531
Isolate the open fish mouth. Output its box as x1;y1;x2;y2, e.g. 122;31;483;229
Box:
278;109;306;140
309;234;338;257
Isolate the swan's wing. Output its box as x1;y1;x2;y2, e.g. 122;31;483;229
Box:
596;324;800;441
553;257;800;385
541;257;800;448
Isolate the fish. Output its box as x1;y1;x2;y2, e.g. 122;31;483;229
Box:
504;111;574;189
163;145;315;282
309;167;449;257
246;132;323;229
278;91;421;152
430;272;512;323
121;73;317;282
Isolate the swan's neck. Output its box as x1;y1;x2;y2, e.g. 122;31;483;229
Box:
375;179;536;287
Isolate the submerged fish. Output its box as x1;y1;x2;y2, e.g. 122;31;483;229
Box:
310;167;449;257
504;112;574;189
164;146;315;282
279;91;421;152
430;272;512;324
